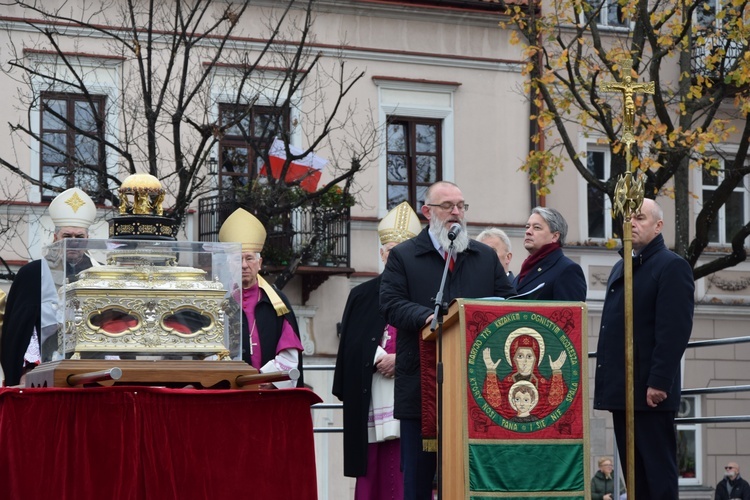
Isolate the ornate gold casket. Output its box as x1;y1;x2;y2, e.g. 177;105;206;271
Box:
24;174;273;389
44;239;244;362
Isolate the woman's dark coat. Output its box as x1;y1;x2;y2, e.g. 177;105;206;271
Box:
513;247;587;302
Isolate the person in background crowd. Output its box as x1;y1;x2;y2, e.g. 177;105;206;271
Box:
1;188;97;386
476;227;514;280
591;456;625;500
219;208;304;388
380;181;514;500
715;462;750;500
333;201;421;500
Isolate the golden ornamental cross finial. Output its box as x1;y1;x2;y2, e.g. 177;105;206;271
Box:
599;58;655;148
613;171;645;220
599;58;653;219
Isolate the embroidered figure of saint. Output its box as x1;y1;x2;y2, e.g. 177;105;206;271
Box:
482;326;567;420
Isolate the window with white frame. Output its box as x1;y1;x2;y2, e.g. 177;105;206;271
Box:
585;147;619;240
695;0;745;29
27;52;120;205
374;77;457;218
583;0;628;27
677;395;702;485
696;0;719;29
40;92;107;201
701;159;749;245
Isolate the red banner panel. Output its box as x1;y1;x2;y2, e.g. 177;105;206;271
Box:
464;302;585;441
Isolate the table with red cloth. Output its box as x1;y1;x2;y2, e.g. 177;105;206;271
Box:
0;386;321;500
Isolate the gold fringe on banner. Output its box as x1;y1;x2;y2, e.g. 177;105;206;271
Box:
423;438;437;452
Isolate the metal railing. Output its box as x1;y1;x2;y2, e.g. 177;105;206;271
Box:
676;335;750;425
197;195;351;268
197;195;235;242
314;334;750;434
305;364;343;433
587;334;750;425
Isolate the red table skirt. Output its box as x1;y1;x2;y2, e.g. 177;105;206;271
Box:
0;386;321;500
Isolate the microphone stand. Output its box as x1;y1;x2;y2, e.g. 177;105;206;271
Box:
429;239;455;500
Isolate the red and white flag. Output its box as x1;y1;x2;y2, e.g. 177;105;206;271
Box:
261;138;327;192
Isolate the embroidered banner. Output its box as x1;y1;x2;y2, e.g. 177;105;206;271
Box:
460;300;589;498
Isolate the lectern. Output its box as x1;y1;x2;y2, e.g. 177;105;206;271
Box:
423;299;590;499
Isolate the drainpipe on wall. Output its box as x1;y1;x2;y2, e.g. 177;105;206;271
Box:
528;10;545;209
529;86;541;209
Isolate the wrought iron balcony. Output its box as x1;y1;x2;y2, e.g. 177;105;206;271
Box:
691;29;747;88
198;195;353;301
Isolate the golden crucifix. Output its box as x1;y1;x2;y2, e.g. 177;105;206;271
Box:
600;58;655;148
598;57;655;500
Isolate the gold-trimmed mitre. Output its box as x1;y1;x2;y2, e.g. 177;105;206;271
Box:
378;202;421;245
218;208;267;253
218;208;289;316
49;188;96;229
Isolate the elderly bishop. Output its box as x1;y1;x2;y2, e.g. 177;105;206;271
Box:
219;208;304;388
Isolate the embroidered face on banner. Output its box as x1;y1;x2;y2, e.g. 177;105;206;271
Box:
465;305;583;440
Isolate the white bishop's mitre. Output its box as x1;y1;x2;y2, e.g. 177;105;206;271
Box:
48;188;96;229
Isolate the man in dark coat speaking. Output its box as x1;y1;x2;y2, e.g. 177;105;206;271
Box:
332;201;421;498
594;198;694;499
380;181;515;500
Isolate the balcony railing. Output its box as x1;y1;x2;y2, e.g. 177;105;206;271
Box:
198;195;351;269
691;29;747;81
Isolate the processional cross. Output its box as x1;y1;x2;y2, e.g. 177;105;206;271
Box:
600;59;655;146
598;57;654;500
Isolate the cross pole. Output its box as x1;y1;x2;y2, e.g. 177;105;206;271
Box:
599;57;655;500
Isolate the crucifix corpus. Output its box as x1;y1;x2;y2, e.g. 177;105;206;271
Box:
598;57;655;500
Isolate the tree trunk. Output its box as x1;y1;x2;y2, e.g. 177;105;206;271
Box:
673;155;690;257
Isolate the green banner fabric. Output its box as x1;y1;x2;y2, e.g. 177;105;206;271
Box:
470;496;584;500
469;442;584;492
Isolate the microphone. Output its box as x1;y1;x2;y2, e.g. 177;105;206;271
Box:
447;223;462;241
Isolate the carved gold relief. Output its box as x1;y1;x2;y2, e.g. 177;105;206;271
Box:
59;250;233;358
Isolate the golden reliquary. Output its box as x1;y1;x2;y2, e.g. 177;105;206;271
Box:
48;240;243;361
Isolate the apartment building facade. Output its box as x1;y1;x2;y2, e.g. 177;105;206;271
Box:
0;1;747;498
